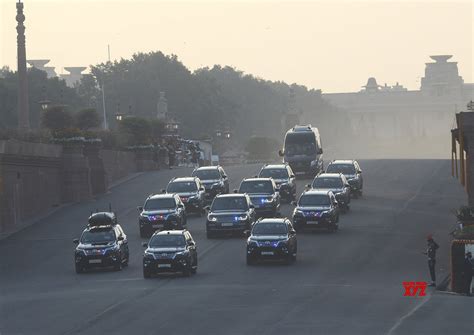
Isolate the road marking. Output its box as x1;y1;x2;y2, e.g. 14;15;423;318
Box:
385;294;432;335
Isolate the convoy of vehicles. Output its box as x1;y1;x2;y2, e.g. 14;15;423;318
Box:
137;194;187;237
164;177;206;214
245;218;297;265
258;163;296;202
74;124;364;274
279;125;323;177
73;212;129;273
142;230;198;278
237;178;281;218
205;194;256;238
325;160;363;196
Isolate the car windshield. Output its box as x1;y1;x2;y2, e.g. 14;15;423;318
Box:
149;234;186;247
312;177;343;189
284;133;317;156
252;222;288;235
326;164;356;175
239;180;273;194
299;194;331;206
144;198;176;210
211;197;248;211
192;169;221;180
259;168;289;179
80;229;115;244
167;181;197;193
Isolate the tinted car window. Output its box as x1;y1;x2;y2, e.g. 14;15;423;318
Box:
144;198;176;210
167;181;197;193
326;164;356;174
252;222;288;235
192;169;221;180
299;194;331;206
211;197;248;211
239;180;273;194
81;229;115;243
149;234;186;247
312;177;343;188
260;168;289;179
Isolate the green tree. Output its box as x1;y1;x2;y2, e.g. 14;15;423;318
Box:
41;106;74;133
75;108;100;130
118;116;152;146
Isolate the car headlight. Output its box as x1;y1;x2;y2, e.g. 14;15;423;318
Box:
237;214;248;221
189;195;198;200
278;239;289;247
293;208;303;215
144;251;154;259
208;215;217;222
262;197;274;203
310;159;318;166
75;249;86;256
247;238;257;247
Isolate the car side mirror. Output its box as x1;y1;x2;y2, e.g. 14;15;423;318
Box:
334;201;339;207
233;189;238;193
142;242;148;248
178;204;184;208
137;206;143;212
73;238;79;244
278;149;284;157
305;184;311;189
318;148;323;155
223;175;227;179
118;236;124;241
358;170;362;174
200;187;205;191
290;175;295;178
345;184;350;188
161;189;166;194
243;230;251;237
249;204;255;209
290;229;296;235
204;205;210;211
291;201;297;206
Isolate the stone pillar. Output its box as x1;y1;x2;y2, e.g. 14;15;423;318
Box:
83;140;107;195
16;1;30;130
60;139;92;203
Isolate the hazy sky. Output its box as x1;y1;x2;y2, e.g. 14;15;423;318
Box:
1;0;472;93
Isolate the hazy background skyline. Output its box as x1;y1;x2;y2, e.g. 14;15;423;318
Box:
1;0;472;93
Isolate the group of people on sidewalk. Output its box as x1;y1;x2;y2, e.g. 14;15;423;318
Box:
155;137;206;169
423;235;473;296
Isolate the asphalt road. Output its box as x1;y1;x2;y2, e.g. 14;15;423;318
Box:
0;160;471;335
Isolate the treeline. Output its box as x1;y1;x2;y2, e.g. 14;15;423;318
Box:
0;51;351;146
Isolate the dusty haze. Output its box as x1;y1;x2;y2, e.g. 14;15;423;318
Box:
1;0;472;93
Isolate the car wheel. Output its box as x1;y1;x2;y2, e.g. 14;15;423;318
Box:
143;269;152;279
75;264;84;274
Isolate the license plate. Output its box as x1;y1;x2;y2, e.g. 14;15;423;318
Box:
307;221;319;225
261;251;274;256
221;222;233;227
152;224;163;228
89;259;102;264
158;264;171;268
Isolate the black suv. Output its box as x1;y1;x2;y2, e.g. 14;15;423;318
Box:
237;178;280;218
206;194;256;238
192;165;230;200
246;218;297;265
292;190;339;232
73;212;129;273
138;194;186;238
309;173;351;211
165;177;206;214
142;230;197;278
326;160;363;197
258;164;296;201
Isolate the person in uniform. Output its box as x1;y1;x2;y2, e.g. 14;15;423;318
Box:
423;235;439;287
